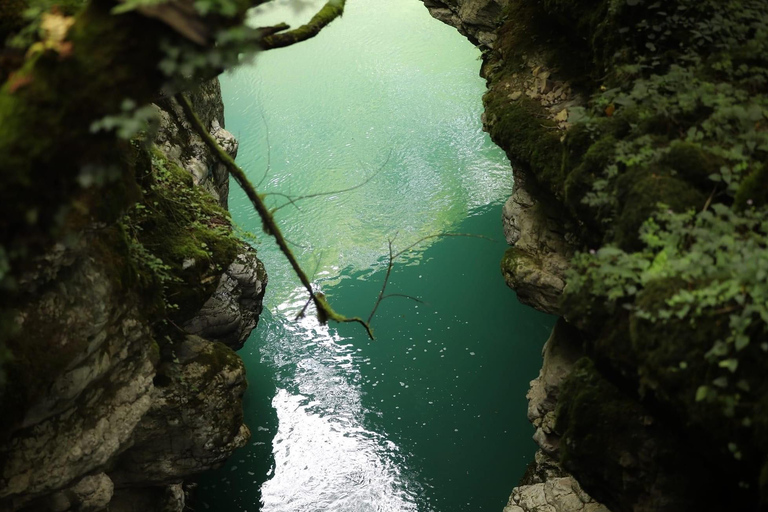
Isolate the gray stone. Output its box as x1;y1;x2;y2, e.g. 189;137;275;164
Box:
0;77;264;511
153;79;238;208
526;320;583;458
501;177;575;315
421;0;509;49
110;335;250;485
183;246;267;350
69;473;115;511
0;249;156;506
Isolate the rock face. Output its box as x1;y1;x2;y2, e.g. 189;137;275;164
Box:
110;336;250;485
419;2;605;510
154;80;237;208
504;454;609;512
525;320;582;458
183;248;267;350
0;80;265;511
421;0;507;48
501;175;575;315
500;320;607;512
422;0;768;510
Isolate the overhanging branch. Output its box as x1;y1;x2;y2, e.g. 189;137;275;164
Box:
259;0;346;50
176;92;374;339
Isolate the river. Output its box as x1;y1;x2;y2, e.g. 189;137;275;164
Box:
196;0;555;510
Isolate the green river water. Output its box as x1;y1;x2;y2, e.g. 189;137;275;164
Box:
196;0;555;510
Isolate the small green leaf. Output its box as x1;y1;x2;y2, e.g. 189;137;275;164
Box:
735;334;749;351
719;358;739;373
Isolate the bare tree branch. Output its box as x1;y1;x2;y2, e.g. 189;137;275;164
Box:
367;232;495;324
381;293;425;304
177;92;374;339
270;149;391;213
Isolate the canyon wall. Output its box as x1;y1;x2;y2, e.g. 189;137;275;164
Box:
0;80;266;512
421;1;768;511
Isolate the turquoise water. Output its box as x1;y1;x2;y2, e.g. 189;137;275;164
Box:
196;0;555;510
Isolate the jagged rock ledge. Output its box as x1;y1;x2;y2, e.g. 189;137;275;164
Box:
421;2;602;511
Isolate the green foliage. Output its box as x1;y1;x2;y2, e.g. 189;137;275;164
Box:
90;98;159;140
121;146;240;324
487;0;768;504
565;203;768;419
6;0;86;48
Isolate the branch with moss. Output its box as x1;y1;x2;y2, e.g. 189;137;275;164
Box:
176;91;374;338
259;0;345;50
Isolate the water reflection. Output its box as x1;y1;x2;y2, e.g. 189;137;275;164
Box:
196;0;555;509
259;309;421;512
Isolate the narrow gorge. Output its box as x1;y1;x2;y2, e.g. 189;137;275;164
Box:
1;0;767;511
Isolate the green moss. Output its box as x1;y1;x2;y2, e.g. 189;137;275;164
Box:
734;163;768;209
614;169;707;251
483;93;564;193
193;339;242;381
557;356;745;510
659;141;723;192
564;133;617;228
630;278;725;402
0;0;170;286
125;146;239;326
496;0;612;86
500;246;540;278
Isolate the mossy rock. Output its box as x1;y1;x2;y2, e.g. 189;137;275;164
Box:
564;133;617;228
658;141;723;192
556;357;746;511
127;146;239;327
483;93;564;194
496;0;613;86
614;168;707;250
629;278;726;406
629;277;768;500
734;163;768;210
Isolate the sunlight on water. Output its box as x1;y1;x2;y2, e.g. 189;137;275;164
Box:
195;0;556;510
259;312;420;512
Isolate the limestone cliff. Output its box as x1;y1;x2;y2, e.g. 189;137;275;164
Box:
422;0;768;511
0;80;266;512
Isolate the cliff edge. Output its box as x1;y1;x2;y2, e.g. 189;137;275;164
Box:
422;0;768;510
0;80;266;512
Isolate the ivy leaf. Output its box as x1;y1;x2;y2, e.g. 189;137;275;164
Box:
735;334;750;351
718;358;739;373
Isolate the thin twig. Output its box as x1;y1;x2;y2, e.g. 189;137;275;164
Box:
381;293;425;304
702;185;718;213
263;191;302;211
270;149;392;213
177;92;374;339
367;232;495;324
256;102;273;189
368;238;396;324
393;232;494;259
